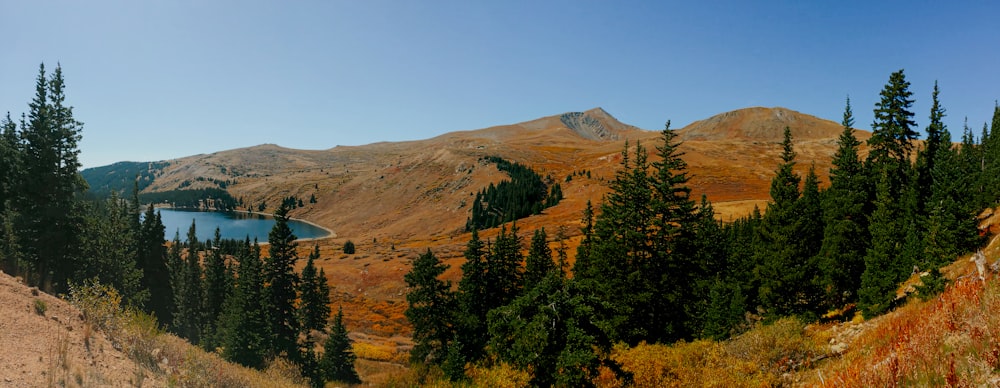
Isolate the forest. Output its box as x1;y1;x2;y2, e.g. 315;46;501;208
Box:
466;156;563;231
405;70;1000;385
0;64;359;387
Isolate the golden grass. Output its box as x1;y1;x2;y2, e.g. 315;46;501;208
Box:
68;281;306;388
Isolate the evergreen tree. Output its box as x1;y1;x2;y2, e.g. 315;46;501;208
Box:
175;220;204;343
77;193;146;306
221;239;270;368
816;98;869;308
701;278;746;340
201;228;230;350
138;204;174;326
320;308;361;384
523;228;554;290
489;271;613;387
404;248;455;363
486;224;524;310
867;69;918;170
859;167;904;317
455;228;488;365
756;127;822;318
0;114;22;275
299;244;331;334
16;63;87;292
916;82;948;210
263;202;301;360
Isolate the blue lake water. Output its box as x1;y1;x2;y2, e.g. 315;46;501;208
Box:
155;208;330;243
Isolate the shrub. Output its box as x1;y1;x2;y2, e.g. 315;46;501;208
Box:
343;240;356;254
34;298;47;315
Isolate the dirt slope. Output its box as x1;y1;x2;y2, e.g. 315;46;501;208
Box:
0;271;164;387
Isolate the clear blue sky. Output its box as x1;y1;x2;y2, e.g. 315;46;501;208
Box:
2;1;998;168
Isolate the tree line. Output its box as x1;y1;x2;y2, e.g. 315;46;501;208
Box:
0;64;359;387
466;156;563;231
406;70;1000;385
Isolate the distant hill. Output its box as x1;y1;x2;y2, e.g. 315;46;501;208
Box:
82;106;865;237
80;160;169;197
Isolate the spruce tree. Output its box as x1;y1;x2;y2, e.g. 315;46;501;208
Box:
221;239;270;368
320;307;360;384
817;98;869;307
138;205;174;326
523;228;553;290
486;224;524;309
404;248;455;363
299;244;331;334
859;167;903;317
455;228;488;365
175;220;204;343
756;127;818;317
488;271;612;387
201;228;229;350
16;63;87;292
264;202;301;360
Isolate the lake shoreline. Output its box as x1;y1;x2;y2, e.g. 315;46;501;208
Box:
152;205;337;244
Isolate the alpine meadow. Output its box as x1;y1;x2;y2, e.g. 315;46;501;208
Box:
4;59;1000;387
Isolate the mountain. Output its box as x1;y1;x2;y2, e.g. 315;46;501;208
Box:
81;106;863;339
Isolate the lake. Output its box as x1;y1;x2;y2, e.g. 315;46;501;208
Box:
154;208;331;243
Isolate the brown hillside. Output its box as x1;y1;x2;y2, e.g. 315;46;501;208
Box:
116;107;867;353
0;271;165;387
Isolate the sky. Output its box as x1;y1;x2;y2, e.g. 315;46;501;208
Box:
2;1;998;168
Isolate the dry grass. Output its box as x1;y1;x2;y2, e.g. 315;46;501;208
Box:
67;280;305;388
808;275;1000;387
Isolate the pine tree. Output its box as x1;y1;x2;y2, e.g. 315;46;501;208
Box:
488;271;613;387
455;228;488;365
174;220;204;343
201;228;230;350
16;63;87;292
486;224;524;309
867;69;918;170
817;98;869;308
263;202;301;360
916;82;948;210
221;239;270;368
77;193;146;307
320;308;360;384
404;248;455;363
523;228;554;290
859;167;903;318
299;244;331;334
138;205;174;326
756;127;819;318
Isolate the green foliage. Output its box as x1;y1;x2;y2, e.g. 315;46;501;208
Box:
523;228;553;291
77;193;147;308
466;156;562;230
405;248;456;364
489;272;614;387
755;128;824;319
174;220;204;343
80;161;168;198
11;63;88;293
138;204;174;327
816;97;869;308
320;308;360;384
220;239;271;368
573;122;705;345
454;229;489;365
914;267;946;301
34;298;47;315
263;202;301;361
342;240;355;254
201;228;231;350
138;188;237;211
299;245;331;334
